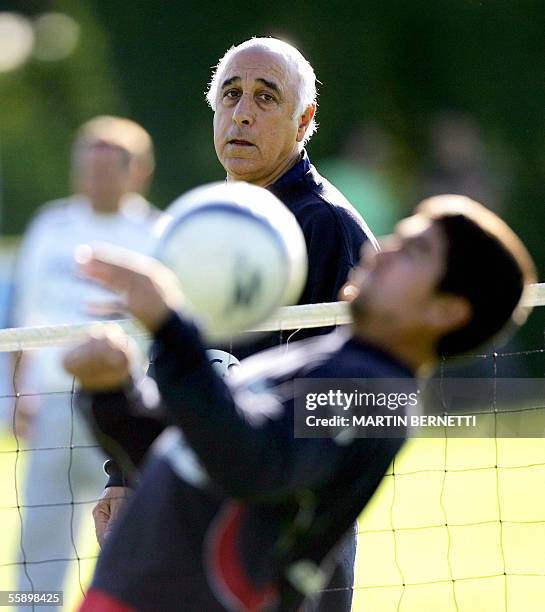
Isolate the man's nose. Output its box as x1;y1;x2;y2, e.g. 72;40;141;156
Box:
232;94;255;127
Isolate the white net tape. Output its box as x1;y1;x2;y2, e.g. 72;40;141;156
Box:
0;282;542;353
0;300;350;352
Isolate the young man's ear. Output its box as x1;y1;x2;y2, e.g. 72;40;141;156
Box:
427;295;472;334
296;103;316;143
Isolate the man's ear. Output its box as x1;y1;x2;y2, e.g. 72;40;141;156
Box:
426;294;472;334
296;103;316;143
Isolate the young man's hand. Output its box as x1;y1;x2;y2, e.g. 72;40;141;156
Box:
63;324;134;392
76;243;184;333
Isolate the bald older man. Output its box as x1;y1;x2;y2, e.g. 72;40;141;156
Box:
96;38;376;612
208;37;377;315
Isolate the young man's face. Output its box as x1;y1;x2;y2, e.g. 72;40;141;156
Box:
213;46;303;186
349;215;449;337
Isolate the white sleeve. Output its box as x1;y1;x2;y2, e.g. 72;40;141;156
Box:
9;211;51;328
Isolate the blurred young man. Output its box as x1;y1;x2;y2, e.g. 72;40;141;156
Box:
10;116;161;606
65;194;535;612
97;38;376;611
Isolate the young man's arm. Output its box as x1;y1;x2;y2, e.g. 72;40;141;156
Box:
78;381;166;483
149;311;358;498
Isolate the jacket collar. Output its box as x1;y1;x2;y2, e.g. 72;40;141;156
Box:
268;149;311;195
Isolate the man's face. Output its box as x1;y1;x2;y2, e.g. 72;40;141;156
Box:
213;46;303;186
349;216;448;337
73;141;131;207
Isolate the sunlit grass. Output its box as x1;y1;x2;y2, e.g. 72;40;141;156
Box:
2;433;544;611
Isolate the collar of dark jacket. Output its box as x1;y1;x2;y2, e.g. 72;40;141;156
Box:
268;149;312;197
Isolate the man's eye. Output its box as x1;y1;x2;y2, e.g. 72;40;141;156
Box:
223;90;240;100
258;93;275;103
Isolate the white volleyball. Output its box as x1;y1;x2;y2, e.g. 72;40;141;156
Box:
154;182;307;343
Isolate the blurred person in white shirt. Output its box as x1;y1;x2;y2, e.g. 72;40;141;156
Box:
9;116;161;606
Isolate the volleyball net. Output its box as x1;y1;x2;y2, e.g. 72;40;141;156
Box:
1;285;545;611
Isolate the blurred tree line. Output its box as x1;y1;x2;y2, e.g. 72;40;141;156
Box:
1;0;544;362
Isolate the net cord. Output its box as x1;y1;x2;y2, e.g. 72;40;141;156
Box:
0;282;542;352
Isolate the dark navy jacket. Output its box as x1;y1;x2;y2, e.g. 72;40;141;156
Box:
270;149;377;306
81;312;411;612
233;149;377;358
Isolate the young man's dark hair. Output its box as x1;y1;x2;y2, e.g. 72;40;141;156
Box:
417;195;536;356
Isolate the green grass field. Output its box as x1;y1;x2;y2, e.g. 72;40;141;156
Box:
0;431;97;612
353;437;545;611
1;432;544;611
